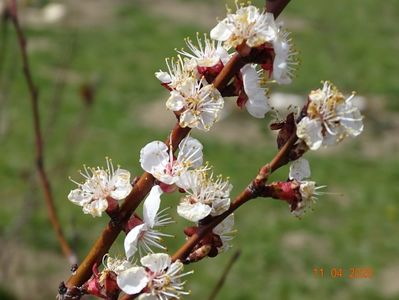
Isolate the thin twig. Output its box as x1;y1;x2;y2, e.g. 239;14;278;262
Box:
7;0;77;265
208;250;241;300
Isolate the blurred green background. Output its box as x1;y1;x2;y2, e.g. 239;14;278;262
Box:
0;0;398;299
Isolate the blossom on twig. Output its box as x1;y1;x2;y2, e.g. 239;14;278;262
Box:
210;4;277;49
68;158;132;217
177;167;232;222
177;33;230;77
297;81;364;150
288;158;324;217
117;253;192;299
140;136;203;187
167;77;224;131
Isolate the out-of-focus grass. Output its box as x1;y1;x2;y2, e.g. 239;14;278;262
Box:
0;1;398;299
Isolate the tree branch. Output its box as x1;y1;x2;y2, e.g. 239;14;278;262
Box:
62;0;294;297
7;0;76;265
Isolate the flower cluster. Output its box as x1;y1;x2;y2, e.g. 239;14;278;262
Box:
154;3;299;130
64;2;366;299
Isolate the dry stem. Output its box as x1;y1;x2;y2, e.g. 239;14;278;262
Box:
8;0;76;265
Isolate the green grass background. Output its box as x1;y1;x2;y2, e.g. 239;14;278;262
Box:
0;0;398;299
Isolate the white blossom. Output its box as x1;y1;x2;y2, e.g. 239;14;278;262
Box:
68;158;132;217
155;56;195;90
177;33;230;68
241;64;271;118
140;136;203;186
288;158;324;217
297;82;364;150
117;253;192;299
210;4;277;49
177;167;232;222
213;214;236;253
166;77;224;131
124;186;173;259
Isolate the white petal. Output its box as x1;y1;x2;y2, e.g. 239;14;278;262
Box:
175;170;196;190
210;20;232;42
140;141;169;174
82;198;108;217
177;201;212;222
338;103;364;136
117;267;148;295
242;65;259;97
143;185;162;227
216;46;230;65
246;5;260;23
166;91;185;111
180;109;198;128
124;223;146;259
140;253;171;273
289;158;311;181
296;117;323;150
68;188;91;206
210;197;230;217
213;214;234;236
273;55;292;85
177;136;203;168
155;71;171;83
110;169;132;200
245;98;270;118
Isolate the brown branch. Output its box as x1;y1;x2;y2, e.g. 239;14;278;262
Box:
266;0;292;18
7;0;76;264
63;0;294;297
207;250;241;300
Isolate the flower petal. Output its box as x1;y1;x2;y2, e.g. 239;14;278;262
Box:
68;188;91;206
82;198;108;217
210;197;230;217
117;267;148;295
166;91;185;111
296;117;323;150
155;71;171;83
140;253;171;273
210;20;232;42
140;141;169;174
124;223;146;259
177;201;212;222
143;185;162;228
289;158;311;181
110;169;132;200
213;213;234;236
177;136;203;169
